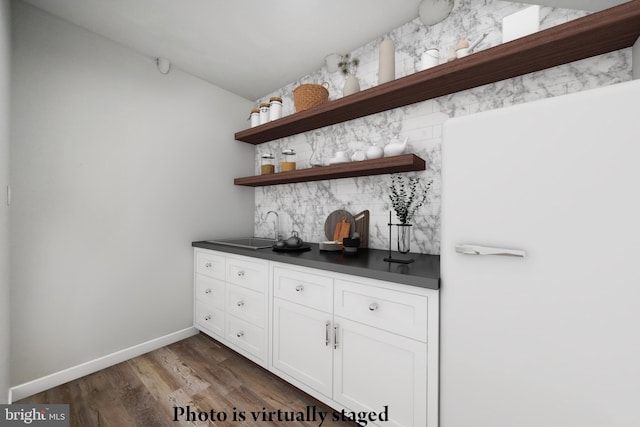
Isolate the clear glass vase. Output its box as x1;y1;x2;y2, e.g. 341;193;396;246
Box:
396;224;412;254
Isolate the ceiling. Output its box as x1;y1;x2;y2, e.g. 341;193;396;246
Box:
21;0;627;101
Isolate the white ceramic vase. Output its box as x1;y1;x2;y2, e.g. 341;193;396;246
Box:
343;74;360;96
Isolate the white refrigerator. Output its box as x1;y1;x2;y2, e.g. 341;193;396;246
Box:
440;80;640;427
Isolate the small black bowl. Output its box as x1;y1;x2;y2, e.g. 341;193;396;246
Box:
342;237;360;248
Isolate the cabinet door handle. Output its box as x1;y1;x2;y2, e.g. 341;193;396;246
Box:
369;303;379;311
204;288;212;294
237;300;245;307
455;244;526;258
237;270;245;277
333;324;339;349
325;321;330;346
236;331;244;338
204;315;211;321
295;284;304;292
205;262;212;268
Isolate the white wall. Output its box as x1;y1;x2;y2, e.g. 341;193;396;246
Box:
10;1;254;386
253;0;631;254
634;37;639;79
0;0;10;404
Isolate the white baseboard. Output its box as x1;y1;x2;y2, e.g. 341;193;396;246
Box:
9;326;198;403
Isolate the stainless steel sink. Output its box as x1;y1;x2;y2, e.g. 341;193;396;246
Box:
205;237;276;250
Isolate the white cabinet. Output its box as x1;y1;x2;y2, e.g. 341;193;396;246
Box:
333;278;431;427
194;251;226;338
194;248;268;366
270;263;439;427
194;249;438;427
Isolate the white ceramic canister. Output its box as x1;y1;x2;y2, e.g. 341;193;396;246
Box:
365;145;384;159
259;103;270;125
269;97;283;121
249;109;260;127
421;48;440;70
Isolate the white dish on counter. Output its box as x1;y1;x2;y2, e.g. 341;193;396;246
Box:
319;241;342;251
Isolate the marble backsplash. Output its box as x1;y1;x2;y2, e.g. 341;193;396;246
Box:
251;0;632;254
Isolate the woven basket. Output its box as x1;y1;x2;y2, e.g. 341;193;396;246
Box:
293;83;329;112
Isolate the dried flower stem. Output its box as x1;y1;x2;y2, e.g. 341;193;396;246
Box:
337;54;360;76
389;174;432;224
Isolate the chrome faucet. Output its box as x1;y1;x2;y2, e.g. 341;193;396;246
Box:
266;210;280;241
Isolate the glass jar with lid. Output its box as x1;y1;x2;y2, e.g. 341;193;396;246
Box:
258;103;270;125
281;149;296;172
269;97;283;121
261;154;275;175
249;109;260;127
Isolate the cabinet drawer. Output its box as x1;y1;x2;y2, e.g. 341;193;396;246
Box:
226;283;265;328
273;266;333;313
196;251;225;280
334;279;428;342
226;258;267;292
195;301;224;337
195;275;225;309
226;314;265;361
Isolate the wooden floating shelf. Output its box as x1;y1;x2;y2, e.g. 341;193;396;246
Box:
234;154;426;187
235;1;640;145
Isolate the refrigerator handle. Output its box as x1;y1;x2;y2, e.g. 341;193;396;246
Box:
455;244;526;258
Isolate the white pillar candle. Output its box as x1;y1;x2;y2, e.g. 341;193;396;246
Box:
378;38;395;84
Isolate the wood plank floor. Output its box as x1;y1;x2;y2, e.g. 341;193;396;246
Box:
17;333;355;427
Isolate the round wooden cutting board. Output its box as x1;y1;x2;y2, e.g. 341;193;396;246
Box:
324;210;356;241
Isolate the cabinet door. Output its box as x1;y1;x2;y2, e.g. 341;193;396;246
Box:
333;317;427;427
272;298;333;398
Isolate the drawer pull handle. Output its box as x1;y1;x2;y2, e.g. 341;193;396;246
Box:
237;331;244;338
369;303;379;311
325;321;330;346
204;289;212;294
204;315;212;321
205;262;212;268
295;284;304;292
237;270;245;277
333;324;339;350
237;300;245;307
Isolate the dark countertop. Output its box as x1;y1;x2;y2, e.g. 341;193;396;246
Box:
192;241;440;290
